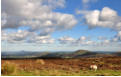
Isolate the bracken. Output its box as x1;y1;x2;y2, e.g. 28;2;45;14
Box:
36;59;45;65
1;61;17;75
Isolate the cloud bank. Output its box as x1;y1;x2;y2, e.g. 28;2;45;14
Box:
1;0;77;44
1;0;121;51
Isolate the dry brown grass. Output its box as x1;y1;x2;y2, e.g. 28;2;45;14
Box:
1;61;18;75
1;57;121;76
36;59;45;65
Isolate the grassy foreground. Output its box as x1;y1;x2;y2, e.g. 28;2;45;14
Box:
2;69;121;76
2;58;121;76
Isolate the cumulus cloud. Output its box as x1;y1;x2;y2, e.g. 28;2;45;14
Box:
2;30;55;44
102;39;110;44
76;36;87;45
117;31;121;40
58;35;121;47
113;31;121;42
58;36;76;44
1;0;77;31
85;40;94;45
75;6;121;47
78;36;87;41
58;36;95;46
28;35;55;44
1;0;77;43
2;30;32;43
84;7;121;31
1;0;77;32
76;36;96;45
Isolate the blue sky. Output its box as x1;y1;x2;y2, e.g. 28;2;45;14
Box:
1;0;121;52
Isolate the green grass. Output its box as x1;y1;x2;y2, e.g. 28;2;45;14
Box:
2;69;121;76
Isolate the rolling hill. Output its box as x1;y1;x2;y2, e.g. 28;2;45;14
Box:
1;50;121;59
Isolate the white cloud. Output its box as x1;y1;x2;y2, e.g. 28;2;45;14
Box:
103;39;110;44
85;40;95;45
2;30;55;44
58;35;120;47
75;6;121;47
58;36;76;44
84;7;121;31
1;0;77;44
112;37;119;42
114;31;121;41
58;36;94;46
85;10;100;26
2;30;31;43
76;36;96;45
117;31;121;38
100;7;117;21
28;35;55;44
1;0;77;33
77;36;87;42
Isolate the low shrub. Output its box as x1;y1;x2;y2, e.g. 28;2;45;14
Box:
36;59;45;65
1;61;17;75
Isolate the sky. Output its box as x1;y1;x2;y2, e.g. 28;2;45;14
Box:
1;0;121;52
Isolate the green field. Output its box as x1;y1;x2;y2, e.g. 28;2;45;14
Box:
2;69;121;76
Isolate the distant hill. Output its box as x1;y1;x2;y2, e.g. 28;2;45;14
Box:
39;50;98;58
113;52;121;56
75;50;90;53
1;51;50;59
1;50;121;59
